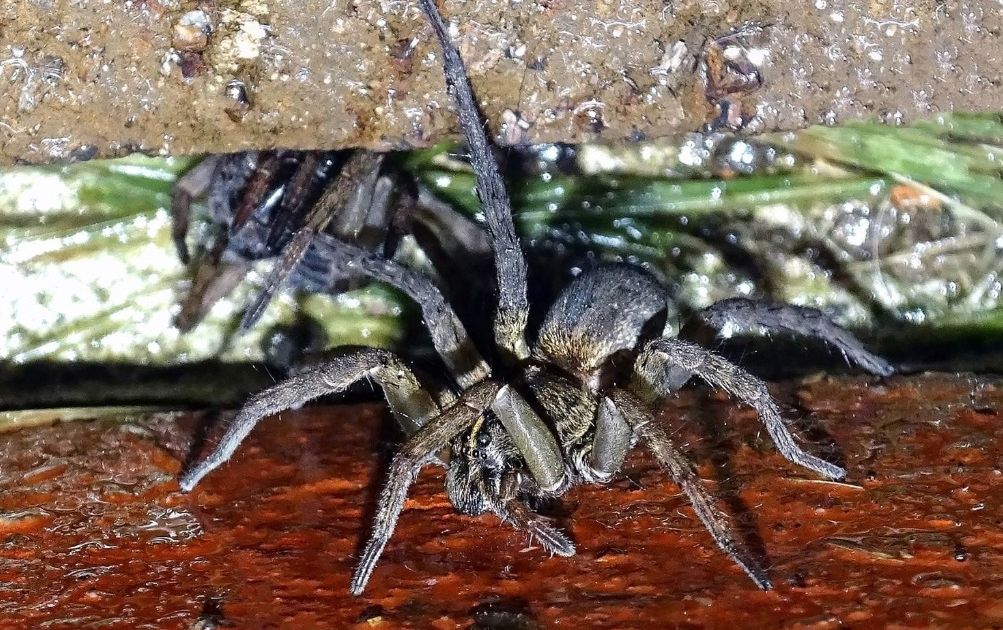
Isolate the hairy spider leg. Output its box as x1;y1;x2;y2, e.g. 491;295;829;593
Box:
228;152;288;236
351;380;503;595
695;298;894;377
632;337;847;480
607;388;772;589
298;233;491;388
263;152;324;250
179;348;439;492
240;152;385;331
420;0;531;362
171;155;221;264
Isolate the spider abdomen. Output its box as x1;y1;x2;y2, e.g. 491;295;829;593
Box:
535;264;667;374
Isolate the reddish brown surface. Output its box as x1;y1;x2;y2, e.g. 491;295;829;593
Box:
3;373;1003;628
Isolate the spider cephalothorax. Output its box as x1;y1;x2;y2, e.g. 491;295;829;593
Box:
180;0;893;594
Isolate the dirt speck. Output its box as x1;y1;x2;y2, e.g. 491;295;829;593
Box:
172;10;213;52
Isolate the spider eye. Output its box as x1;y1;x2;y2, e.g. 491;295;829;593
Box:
476;431;491;447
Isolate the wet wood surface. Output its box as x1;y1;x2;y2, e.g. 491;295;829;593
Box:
3;373;1002;628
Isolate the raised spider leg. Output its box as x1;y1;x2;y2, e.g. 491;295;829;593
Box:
607;388;772;589
179;348;439;492
171;155;221;264
297;233;491;388
696;298;894;376
351;380;502;595
240;152;385;331
419;0;531;362
632;337;846;480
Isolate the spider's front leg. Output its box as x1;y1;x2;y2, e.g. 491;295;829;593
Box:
605;389;772;589
420;0;531;362
352;379;502;595
179;348;440;491
631;337;846;480
694;298;894;376
171;155;221;264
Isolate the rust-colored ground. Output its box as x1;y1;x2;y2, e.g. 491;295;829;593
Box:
2;373;1002;628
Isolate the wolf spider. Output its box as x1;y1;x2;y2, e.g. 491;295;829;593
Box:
180;0;893;594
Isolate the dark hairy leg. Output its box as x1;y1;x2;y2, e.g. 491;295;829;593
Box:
696;298;894;376
419;0;531;362
262;152;323;249
632;337;846;480
608;389;772;589
179;348;439;491
351;380;502;594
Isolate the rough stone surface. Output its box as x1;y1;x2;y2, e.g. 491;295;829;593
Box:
0;1;1000;165
3;373;1003;626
